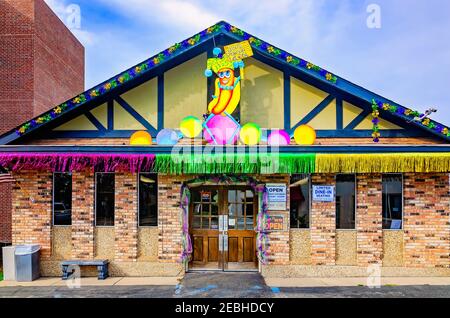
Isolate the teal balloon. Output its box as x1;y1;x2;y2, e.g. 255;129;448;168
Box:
204;69;213;77
213;47;222;56
156;129;179;145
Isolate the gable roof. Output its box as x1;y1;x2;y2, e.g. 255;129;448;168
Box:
1;20;449;145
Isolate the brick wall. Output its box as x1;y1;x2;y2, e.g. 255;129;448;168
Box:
71;170;95;259
114;173;138;262
0;184;12;243
0;0;84;244
356;174;383;266
158;175;188;262
310;174;336;265
404;173;450;268
11;171;52;258
260;175;290;265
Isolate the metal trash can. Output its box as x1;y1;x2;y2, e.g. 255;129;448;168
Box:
14;245;41;282
2;246;16;281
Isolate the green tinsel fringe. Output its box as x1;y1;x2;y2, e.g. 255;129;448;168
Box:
153;153;316;174
315;153;450;173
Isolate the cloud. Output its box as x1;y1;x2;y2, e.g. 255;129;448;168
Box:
98;0;219;32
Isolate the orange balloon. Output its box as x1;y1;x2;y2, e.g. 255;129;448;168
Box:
130;131;152;145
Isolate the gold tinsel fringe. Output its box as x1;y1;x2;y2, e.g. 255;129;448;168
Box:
315;153;450;173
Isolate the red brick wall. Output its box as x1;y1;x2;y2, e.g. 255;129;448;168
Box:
33;0;85;115
0;0;84;243
71;170;95;259
404;173;450;268
0;184;12;243
11;171;53;258
114;173;138;262
356;174;383;266
310;174;336;265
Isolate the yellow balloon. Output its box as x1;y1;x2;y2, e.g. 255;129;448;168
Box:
130;131;152;145
180;116;202;138
294;125;316;145
240;123;261;145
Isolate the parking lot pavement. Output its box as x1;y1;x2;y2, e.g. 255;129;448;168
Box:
1;273;450;298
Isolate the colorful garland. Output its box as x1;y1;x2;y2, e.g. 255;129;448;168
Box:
15;21;337;137
0;153;155;172
371;101;380;142
179;175;270;265
225;23;337;84
372;99;450;142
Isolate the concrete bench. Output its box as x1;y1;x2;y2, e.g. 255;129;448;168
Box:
61;260;109;280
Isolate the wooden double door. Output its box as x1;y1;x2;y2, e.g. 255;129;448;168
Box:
189;187;258;271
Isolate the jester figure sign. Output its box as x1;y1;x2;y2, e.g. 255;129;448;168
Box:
203;41;253;145
204;41;253;116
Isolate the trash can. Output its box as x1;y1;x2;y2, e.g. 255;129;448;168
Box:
2;246;16;281
14;245;41;282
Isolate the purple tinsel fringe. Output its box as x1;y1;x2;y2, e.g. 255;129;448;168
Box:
0;153;156;172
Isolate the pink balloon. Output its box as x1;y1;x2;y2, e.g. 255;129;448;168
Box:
204;115;240;145
268;130;291;146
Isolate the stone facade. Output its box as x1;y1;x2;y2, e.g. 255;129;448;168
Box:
8;171;450;277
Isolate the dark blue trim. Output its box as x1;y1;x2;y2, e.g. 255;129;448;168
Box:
345;109;371;130
85;112;106;131
336;99;343;130
157;75;164;130
115;96;158;135
107;101;114;130
291;95;335;130
1;145;450;154
46;129;425;139
284;72;291;132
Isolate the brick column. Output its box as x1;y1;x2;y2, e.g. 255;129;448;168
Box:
260;175;290;265
404;173;450;268
158;175;187;262
310;174;336;266
12;171;52;258
356;174;383;266
114;173;138;262
71;170;95;259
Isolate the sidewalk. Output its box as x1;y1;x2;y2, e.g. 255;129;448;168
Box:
0;276;181;287
1;275;450;288
265;277;450;288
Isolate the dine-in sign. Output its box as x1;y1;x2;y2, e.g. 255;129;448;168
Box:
266;184;287;211
312;185;335;202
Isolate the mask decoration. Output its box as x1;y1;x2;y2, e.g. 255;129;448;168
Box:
203;41;253;145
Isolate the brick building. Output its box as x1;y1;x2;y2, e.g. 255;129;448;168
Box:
0;0;84;243
0;21;449;278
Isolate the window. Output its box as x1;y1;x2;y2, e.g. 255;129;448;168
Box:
336;174;356;229
95;173;115;226
290;174;310;228
227;189;254;230
139;173;158;226
53;173;72;226
191;189;219;230
382;174;403;229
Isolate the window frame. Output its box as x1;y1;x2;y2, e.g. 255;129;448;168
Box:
289;174;312;230
381;173;404;231
94;172;116;228
335;173;357;230
137;172;158;228
52;172;73;227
